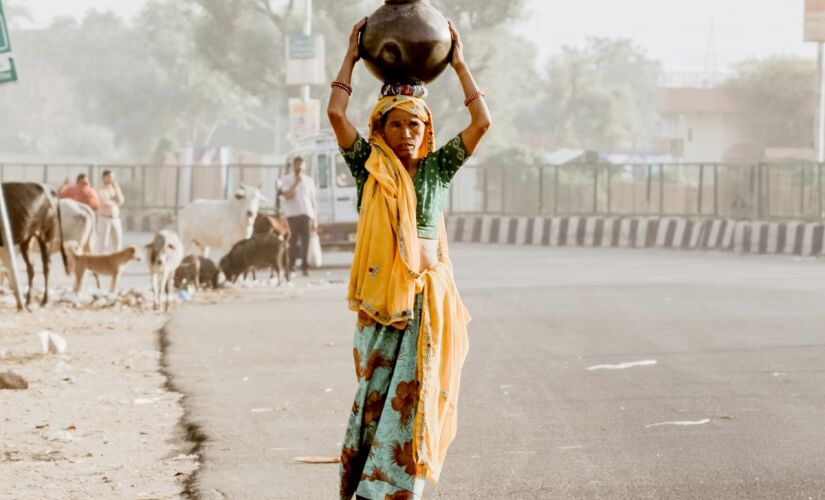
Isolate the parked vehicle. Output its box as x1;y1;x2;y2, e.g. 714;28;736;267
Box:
287;130;361;249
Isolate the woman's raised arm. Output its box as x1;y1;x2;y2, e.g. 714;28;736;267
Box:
448;20;492;155
327;18;367;149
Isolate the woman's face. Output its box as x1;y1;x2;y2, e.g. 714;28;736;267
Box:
381;109;426;162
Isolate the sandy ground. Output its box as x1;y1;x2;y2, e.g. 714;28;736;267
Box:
0;233;242;500
0;233;349;499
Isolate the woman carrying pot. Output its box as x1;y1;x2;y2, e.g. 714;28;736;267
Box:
328;14;491;500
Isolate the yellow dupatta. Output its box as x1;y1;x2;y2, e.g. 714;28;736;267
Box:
347;95;470;482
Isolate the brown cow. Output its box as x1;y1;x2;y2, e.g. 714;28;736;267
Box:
0;182;68;310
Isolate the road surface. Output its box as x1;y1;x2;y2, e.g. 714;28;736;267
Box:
164;245;825;499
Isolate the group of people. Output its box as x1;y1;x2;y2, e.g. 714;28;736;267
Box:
58;170;125;254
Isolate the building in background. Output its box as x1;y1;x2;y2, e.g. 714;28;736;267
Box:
656;87;756;163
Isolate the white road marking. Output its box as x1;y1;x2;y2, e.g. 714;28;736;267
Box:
587;360;657;371
557;445;584;450
645;418;710;429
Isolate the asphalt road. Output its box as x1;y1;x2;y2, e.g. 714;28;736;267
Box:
163;245;825;499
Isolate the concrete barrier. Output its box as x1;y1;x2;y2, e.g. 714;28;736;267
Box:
446;215;825;257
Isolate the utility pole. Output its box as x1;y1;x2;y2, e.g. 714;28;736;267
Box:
0;0;25;311
817;42;825;162
302;0;312;104
805;1;825;162
0;184;24;311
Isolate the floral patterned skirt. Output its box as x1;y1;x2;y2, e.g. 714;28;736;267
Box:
340;295;423;500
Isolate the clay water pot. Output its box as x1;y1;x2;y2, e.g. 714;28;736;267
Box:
359;0;452;85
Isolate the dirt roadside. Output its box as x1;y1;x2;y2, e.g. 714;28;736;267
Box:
0;289;237;500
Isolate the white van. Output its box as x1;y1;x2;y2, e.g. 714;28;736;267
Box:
287;130;362;248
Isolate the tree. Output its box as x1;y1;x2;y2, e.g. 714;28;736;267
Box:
431;0;527;30
64;4;257;156
727;56;816;149
1;3;260;159
0;17;121;158
186;0;539;159
137;2;259;148
530;38;662;152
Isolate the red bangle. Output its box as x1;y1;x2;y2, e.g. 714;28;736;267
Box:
464;89;485;107
331;81;353;96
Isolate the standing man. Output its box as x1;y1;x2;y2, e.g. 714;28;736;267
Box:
279;157;317;276
96;170;125;252
59;173;100;211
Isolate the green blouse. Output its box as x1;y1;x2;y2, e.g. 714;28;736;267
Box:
340;134;470;239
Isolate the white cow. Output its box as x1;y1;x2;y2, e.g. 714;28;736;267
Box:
178;185;267;257
56;199;96;254
28;198;96;259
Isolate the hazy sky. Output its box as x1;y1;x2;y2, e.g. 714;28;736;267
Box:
16;0;815;72
522;0;811;73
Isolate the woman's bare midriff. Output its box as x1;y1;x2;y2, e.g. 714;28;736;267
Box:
418;237;439;273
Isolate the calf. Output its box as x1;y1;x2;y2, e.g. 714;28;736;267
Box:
0;182;67;310
253;212;291;239
174;255;219;290
145;230;184;311
219;233;289;286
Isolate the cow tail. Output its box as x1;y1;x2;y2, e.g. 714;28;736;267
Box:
55;195;69;275
88;210;98;253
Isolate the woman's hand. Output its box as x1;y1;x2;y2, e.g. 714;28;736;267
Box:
347;17;367;62
448;20;491;156
448;20;465;70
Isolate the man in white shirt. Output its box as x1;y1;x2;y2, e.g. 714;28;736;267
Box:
279;157;317;276
97;170;125;252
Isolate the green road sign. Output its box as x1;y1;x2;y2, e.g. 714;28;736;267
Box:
0;56;16;84
0;0;11;55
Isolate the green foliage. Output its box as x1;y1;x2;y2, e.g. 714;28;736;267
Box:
185;0;538;158
531;38;662;152
1;0;664;162
430;0;527;30
137;2;259;147
424;23;541;157
727;56;816;149
189;0;292;99
0;2;256;159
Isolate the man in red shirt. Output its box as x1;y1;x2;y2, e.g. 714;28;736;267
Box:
58;174;100;211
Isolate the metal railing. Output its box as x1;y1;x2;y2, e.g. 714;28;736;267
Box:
0;162;287;216
2;161;824;221
449;162;825;221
